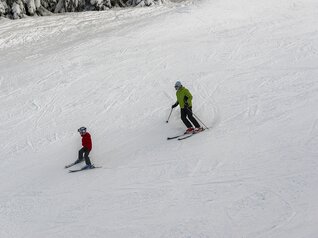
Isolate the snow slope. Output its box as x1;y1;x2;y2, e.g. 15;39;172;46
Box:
1;0;318;237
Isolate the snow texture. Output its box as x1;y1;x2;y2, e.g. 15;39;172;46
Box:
0;0;318;237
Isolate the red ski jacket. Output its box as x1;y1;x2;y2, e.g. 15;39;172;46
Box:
81;132;92;151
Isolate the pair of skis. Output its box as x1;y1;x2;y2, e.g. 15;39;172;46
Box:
65;162;101;173
167;129;204;141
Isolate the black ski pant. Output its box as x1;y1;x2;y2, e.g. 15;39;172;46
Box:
76;147;91;166
181;107;200;128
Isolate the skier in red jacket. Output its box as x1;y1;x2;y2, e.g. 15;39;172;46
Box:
76;127;93;168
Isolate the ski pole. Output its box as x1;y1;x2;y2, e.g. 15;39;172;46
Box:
192;112;209;129
166;108;173;123
184;107;209;129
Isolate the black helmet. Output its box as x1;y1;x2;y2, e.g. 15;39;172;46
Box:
78;127;87;133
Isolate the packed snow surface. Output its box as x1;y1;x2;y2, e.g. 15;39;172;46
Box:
0;0;318;237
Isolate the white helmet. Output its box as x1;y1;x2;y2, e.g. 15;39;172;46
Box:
175;81;182;90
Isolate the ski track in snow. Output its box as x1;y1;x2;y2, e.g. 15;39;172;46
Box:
1;0;318;237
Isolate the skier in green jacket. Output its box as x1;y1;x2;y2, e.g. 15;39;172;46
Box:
171;81;203;134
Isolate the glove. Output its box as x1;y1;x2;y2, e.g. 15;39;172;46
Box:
172;102;178;109
184;96;189;108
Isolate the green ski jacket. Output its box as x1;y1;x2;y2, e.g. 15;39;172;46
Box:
176;86;193;109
